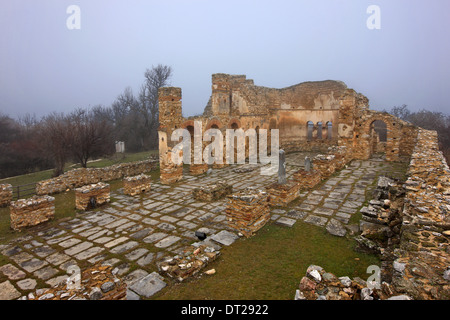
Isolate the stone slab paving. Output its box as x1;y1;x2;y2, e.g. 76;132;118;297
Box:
0;152;403;300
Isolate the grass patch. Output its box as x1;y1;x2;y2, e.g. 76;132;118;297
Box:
153;221;380;300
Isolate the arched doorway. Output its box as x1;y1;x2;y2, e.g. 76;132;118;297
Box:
370;120;387;156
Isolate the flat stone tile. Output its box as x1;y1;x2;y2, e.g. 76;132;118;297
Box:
33;265;59;280
176;220;197;230
0;281;21;300
154;236;181;248
46;252;71;266
143;232;168;244
110;241;139;254
304;215;329;227
64;242;94;256
125;248;149;261
137;253;154;267
17;278;38;290
20;258;48;273
128;272;166;298
104;237;129;249
32;246;56;258
130;228;153;240
275;217;297;227
210;230;239;246
74;247;104;260
313;208;334;217
0;264;26;280
58;238;82;248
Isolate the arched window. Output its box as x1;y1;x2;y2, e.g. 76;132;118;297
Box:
317;122;323;139
326;121;332;139
307;121;314;141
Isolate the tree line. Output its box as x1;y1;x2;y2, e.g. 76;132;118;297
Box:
0;64;172;179
387;104;450;163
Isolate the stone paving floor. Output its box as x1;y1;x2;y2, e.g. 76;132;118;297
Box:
0;152;401;300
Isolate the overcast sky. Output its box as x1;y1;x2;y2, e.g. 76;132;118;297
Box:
1;0;449;118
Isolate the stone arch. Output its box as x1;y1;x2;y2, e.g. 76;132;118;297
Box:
359;114;401;161
228;118;241;129
206;118;223;130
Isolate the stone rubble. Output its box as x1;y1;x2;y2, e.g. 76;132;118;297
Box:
157;245;220;282
192;182;233;202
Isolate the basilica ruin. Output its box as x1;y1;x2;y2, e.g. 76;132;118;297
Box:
0;73;448;301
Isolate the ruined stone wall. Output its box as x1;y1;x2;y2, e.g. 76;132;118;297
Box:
0;184;13;207
10;195;55;231
123;174;151;196
36;159;157;195
390;129;450;299
75;182;110;211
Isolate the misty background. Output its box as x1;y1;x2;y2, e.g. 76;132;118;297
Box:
1;0;449;118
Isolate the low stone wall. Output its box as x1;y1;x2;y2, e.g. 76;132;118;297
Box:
313;146;351;180
123;174;151;196
226;187;270;237
75;183;110;211
192;182;233;201
189;164;209;176
10;195;55;231
36;159;158;195
0;184;13;207
160;150;183;184
266;180;301;206
292;169;321;190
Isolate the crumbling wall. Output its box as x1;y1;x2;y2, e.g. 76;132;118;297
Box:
0;184;13;207
36;159;157;195
10;195;55;231
75;182;110;211
123;174;151;196
390;129;450;299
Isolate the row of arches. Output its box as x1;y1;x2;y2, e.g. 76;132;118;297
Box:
306;121;333;140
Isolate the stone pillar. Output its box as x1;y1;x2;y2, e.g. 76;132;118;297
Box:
0;184;13;207
278;149;287;185
158;87;184;184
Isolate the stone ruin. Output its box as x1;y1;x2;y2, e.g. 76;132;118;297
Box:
75;182;110;211
154;73;449;299
157;245;220;282
192;181;233;202
28;264;126;300
9;195;55;231
225;187;271;238
123;174;151;196
0;184;13;207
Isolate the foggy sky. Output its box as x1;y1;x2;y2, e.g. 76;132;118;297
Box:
1;0;449;119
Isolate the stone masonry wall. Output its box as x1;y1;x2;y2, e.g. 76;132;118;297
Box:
10;195;55;231
0;184;13;207
390;129;450;299
36;159;157;195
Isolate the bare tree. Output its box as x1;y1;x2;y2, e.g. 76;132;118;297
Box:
67;108;114;168
38;112;71;177
134;64;172;149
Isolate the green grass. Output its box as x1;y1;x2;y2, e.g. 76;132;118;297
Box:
153;222;380;300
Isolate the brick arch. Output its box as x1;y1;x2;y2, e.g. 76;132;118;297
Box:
358;114;401;161
181;120;195;129
228;118;241;129
206;118;223;130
